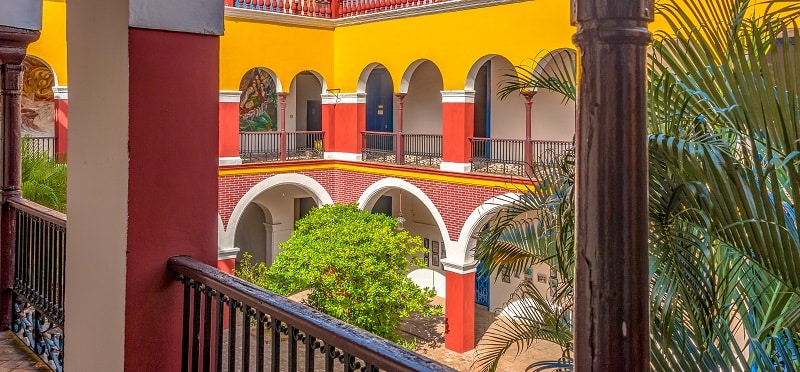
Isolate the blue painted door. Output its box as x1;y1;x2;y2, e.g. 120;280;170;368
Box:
366;69;394;133
476;261;490;307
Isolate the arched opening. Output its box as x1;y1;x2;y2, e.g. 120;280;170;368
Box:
234;202;272;265
466;55;526;176
400;59;444;168
286;71;326;159
530;49;576;142
20;56;56;158
365;66;394;133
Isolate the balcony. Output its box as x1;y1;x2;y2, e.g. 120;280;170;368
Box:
240;131;325;163
230;0;456;19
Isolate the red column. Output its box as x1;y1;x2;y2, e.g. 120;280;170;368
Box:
278;92;287;161
444;264;476;353
322;93;337;154
395;93;405;165
53;87;69;163
440;90;475;172
328;92;365;160
521;89;537;177
219;91;242;165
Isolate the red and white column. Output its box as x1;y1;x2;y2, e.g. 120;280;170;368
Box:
440;90;475;173
323;92;365;161
442;259;478;353
219;90;243;165
53;86;68;162
65;0;222;370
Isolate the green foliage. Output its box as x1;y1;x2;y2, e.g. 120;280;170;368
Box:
475;0;800;370
236;203;440;344
21;139;66;212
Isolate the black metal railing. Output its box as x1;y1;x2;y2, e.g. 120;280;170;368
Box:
402;134;442;168
361;131;396;164
286;131;324;160
22;136;57;161
469;137;526;177
531;140;572;169
169;256;455;372
240;131;281;163
10;197;65;372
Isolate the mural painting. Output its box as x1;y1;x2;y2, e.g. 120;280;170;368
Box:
21;56;55;136
239;68;278;131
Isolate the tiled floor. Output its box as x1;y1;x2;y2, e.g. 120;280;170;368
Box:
0;331;50;372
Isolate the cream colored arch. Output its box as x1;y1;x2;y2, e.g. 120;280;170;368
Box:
219;173;333;252
454;193;521;264
288;70;329;95
239;66;284;93
356;177;450;251
356;62;393;94
399;59;442;94
464;54;518;91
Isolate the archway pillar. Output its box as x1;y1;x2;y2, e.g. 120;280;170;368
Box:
442;258;478;353
322;92;365;161
219;90;243;165
440;90;475;173
217;246;239;275
53;86;69;162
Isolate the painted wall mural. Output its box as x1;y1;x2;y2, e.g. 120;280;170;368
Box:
239;68;278;132
21;56;55;136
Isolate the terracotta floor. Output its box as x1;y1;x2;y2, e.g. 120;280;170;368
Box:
0;331;50;372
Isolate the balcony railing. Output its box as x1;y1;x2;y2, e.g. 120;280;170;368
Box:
10;198;65;372
470;138;572;177
231;0;450;18
240;131;324;163
361;132;442;168
22;136;57;161
169;255;455;372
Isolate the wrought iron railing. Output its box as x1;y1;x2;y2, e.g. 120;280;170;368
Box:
401;134;441;168
240;131;281;163
10;197;65;372
469;138;572;177
169;255;455;372
469;137;526;177
361;131;396;164
286;131;325;160
22;136;56;161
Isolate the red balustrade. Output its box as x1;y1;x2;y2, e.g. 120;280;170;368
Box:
231;0;446;18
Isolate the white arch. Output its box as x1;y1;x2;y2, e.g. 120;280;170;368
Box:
399;59;442;94
454;193;521;263
464;54;518;91
356;62;387;94
289;70;329;95
240;66;284;93
531;48;577;77
25;55;58;87
219;173;333;251
356;177;450;251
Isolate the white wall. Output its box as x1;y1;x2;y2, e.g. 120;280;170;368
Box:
287;73;322;132
234;203;269;264
531;55;575;141
404;62;443;135
489;57;525;140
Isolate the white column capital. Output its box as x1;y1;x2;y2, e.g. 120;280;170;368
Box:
219;247;240;261
441;259;479;274
53;86;69;100
219;90;241;103
218;156;243;166
441;90;476;104
440;161;472;173
338;92;367;104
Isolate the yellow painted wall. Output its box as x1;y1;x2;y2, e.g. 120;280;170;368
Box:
220;18;334;91
333;0;575;91
28;0;68;86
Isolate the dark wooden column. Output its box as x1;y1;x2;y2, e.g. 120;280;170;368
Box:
572;0;652;370
0;25;40;328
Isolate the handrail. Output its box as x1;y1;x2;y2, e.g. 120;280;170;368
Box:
8;197;66;228
168;255;455;372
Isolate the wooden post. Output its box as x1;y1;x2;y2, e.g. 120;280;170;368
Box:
572;0;653;370
0;26;40;329
395;93;406;165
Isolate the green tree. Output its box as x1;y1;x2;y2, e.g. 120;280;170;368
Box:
21;139;66;212
236;203;440;344
474;0;800;370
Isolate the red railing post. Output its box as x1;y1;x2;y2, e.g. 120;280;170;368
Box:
521;89;536;177
278;92;287;161
395;93;406;165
